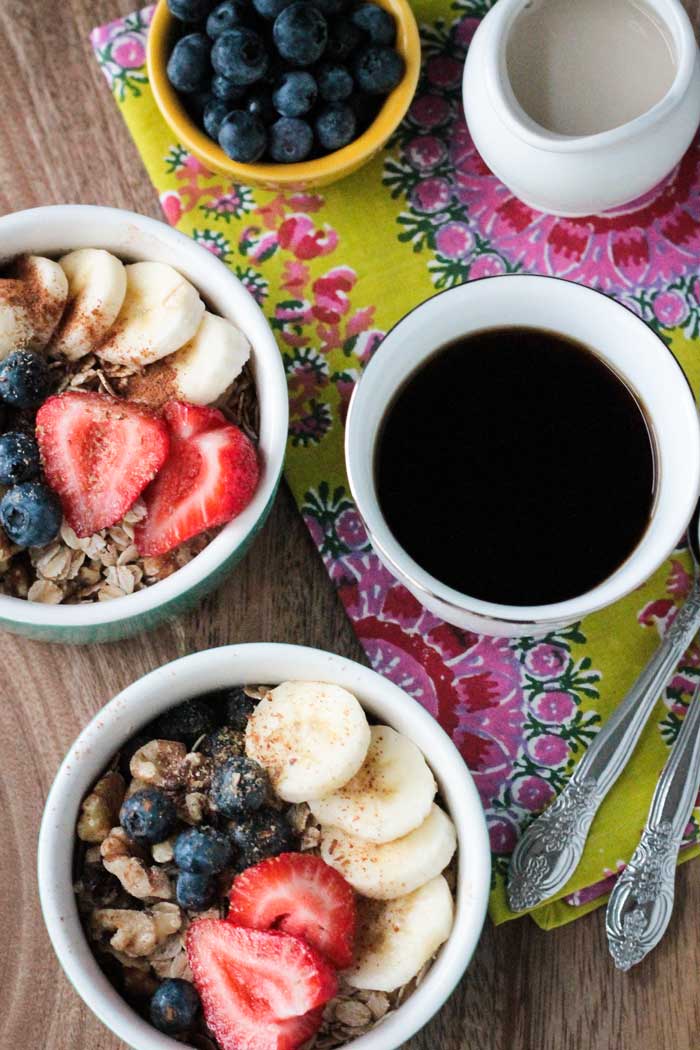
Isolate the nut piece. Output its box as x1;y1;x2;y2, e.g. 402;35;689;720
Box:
101;827;173;900
77;771;126;843
182;751;214;793
130;739;187;788
151;837;177;864
92;901;181;957
178;791;209;825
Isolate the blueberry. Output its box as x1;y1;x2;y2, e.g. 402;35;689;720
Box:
206;0;253;37
252;0;295;18
353;45;404;94
315;102;356;150
168;0;215;21
150;979;200;1035
219;110;267;161
203;97;233;138
154;698;218;744
269;116;313;161
273;3;328;66
246;89;278;124
222;686;258;730
228;808;296;859
201;725;246;763
120;788;177;844
174;826;235;874
167;33;212;93
0;431;40;486
0;350;51;408
273;71;318;116
211;73;247;100
212;27;269;85
210;756;269;816
350;3;395;45
316;62;352;101
0;482;61;548
176;870;215;910
325;15;362;60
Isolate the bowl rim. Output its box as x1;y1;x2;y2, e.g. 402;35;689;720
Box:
146;0;421;185
37;642;491;1050
0;204;288;629
345;272;700;628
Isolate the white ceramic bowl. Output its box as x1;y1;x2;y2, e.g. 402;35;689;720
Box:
0;206;288;644
345;275;700;638
463;0;700;216
38;643;490;1050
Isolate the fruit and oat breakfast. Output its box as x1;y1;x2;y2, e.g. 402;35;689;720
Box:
74;681;457;1050
165;0;406;164
0;250;260;604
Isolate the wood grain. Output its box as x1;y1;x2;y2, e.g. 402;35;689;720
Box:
1;3;700;1049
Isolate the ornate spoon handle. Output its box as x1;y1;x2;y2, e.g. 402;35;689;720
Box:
507;579;700;913
606;677;700;970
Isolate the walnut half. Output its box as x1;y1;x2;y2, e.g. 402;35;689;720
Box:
77;771;126;843
101;827;173;900
92;902;182;957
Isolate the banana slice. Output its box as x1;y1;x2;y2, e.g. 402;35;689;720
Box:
95;261;205;368
309;725;436;844
126;311;251;408
52;249;127;361
320;803;456;900
344;875;454;992
245;681;371;804
0;256;68;357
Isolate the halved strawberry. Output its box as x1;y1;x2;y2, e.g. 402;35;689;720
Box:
35;391;170;537
228;852;356;969
135;400;259;557
186;920;334;1050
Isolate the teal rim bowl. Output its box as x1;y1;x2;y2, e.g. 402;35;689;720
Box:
0;205;288;644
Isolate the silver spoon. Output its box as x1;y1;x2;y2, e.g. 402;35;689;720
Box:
606;675;700;969
507;511;700;914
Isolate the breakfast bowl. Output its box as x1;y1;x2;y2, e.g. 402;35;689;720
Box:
38;642;490;1050
345;274;700;638
146;0;421;189
0;205;287;644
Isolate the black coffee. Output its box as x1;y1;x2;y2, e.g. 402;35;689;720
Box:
375;327;656;606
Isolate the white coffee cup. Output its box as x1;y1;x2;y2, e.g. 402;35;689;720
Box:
345;275;700;638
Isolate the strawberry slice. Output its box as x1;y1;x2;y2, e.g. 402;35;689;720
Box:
186;920;335;1050
228;852;356;969
135;401;259;557
35;391;170;537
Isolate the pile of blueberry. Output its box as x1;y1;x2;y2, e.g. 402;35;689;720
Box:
0;350;61;549
119;688;297;918
166;0;405;163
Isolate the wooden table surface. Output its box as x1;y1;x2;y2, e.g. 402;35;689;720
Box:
2;2;700;1048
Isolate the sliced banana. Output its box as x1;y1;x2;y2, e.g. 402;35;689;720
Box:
320;803;457;900
245;681;371;804
126;311;251;408
344;875;454;992
52;249;127;361
0;256;68;358
309;725;436;844
95;261;205;368
0;281;32;359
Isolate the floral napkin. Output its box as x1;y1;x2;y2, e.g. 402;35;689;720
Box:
90;0;700;929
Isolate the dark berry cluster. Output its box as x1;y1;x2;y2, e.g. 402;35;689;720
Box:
165;0;405;163
0;350;61;548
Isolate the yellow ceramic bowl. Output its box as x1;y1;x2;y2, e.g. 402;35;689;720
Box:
147;0;421;189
